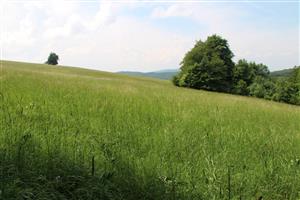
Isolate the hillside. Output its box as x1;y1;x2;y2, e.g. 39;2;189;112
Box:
119;67;296;81
1;60;300;199
118;69;178;80
270;68;294;78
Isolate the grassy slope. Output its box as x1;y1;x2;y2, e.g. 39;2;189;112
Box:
1;60;300;199
118;71;178;80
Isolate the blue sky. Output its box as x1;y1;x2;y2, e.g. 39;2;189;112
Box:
1;0;299;72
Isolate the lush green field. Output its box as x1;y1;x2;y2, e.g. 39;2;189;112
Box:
1;60;300;199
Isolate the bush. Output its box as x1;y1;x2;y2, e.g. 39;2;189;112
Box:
232;59;270;95
233;80;248;95
172;75;180;86
248;77;275;99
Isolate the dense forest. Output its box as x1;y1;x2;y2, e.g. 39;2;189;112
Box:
173;35;300;105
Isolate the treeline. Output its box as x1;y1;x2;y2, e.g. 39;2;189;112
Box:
173;35;300;105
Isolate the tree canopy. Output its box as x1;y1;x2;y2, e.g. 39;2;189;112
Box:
173;35;234;92
46;52;59;65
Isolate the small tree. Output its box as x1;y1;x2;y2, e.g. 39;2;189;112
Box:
46;52;59;65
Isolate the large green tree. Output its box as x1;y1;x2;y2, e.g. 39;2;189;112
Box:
173;35;234;92
46;52;59;65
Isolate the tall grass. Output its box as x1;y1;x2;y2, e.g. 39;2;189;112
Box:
1;60;300;199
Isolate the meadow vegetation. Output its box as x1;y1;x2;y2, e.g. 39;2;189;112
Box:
1;60;300;199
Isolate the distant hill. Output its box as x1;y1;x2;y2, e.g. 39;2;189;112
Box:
118;69;179;80
270;68;294;78
119;68;295;80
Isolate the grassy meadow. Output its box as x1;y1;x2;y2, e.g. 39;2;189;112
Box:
1;60;300;199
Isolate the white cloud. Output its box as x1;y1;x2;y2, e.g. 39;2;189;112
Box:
1;1;299;72
151;3;243;30
60;17;190;71
2;1;192;71
151;4;193;18
90;1;116;30
151;3;299;70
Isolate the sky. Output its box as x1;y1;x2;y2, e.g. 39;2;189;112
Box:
0;0;299;72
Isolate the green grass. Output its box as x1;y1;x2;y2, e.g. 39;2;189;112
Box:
1;60;300;199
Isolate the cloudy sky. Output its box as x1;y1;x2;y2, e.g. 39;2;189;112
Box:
1;0;299;72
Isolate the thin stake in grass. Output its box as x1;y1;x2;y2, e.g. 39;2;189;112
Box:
228;166;231;200
91;155;95;176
